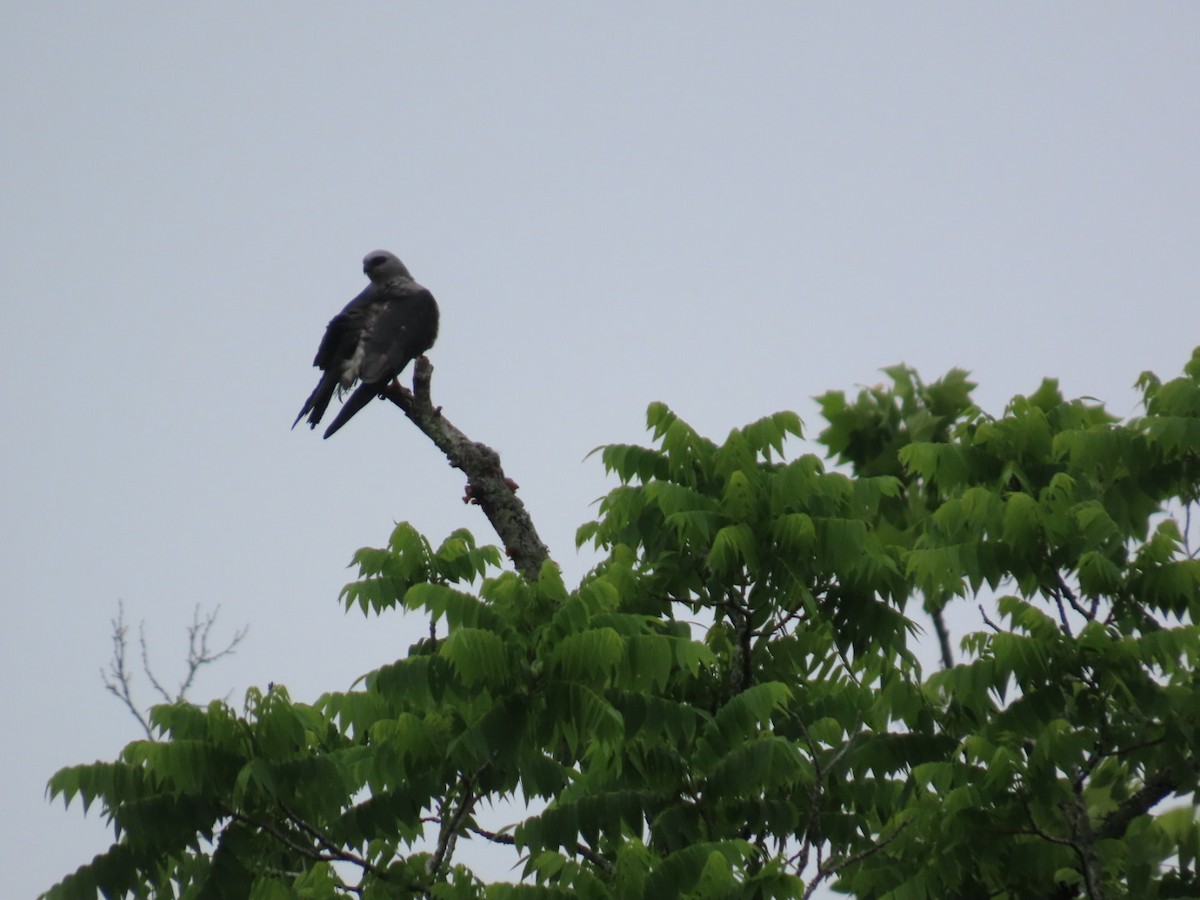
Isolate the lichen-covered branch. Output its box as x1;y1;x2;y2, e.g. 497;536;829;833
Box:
384;358;550;581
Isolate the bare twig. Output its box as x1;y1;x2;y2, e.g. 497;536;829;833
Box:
802;818;911;900
1055;573;1093;623
468;825;515;845
384;358;550;581
100;601;155;739
835;644;863;688
139;622;174;704
1048;589;1075;638
102;602;249;737
978;603;1002;633
469;825;612;872
178;604;249;697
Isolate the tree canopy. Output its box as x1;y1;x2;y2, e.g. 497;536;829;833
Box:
46;350;1200;899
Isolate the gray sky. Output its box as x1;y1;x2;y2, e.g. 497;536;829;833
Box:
3;4;1199;896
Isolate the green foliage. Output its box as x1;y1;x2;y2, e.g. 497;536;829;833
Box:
47;350;1200;898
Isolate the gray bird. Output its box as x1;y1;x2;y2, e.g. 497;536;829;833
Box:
294;250;440;438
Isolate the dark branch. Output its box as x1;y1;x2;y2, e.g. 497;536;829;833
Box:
384;358;551;581
978;603;1002;633
718;585;754;694
469;825;612;872
930;606;954;668
1049;589;1075;638
428;770;481;881
228;808;414;893
803;818;912;900
1096;766;1181;841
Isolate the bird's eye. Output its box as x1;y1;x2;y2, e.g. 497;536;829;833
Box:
366;256;384;269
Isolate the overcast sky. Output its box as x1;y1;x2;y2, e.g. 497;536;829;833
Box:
3;4;1199;896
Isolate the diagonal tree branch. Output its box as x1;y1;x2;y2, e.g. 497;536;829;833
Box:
384;357;550;581
1096;766;1182;841
930;606;954;669
803;818;912;900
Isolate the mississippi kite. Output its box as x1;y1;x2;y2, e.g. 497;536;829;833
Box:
293;250;440;438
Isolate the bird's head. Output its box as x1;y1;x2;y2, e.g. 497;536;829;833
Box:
363;250;412;283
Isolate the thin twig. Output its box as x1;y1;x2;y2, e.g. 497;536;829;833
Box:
428;765;487;883
978;603;1002;633
99;601;155;739
789;713;861;877
1055;573;1092;622
802;818;911;900
229;809;410;893
139;622;174;704
1049;589;1075;638
1022;798;1105;900
102;602;249;738
177;604;249;697
468;825;515;845
469;826;613;872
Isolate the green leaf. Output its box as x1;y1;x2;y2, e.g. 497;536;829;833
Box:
549;628;624;683
708;523;760;576
440;627;511;688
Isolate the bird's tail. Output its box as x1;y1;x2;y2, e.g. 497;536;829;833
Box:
322;383;377;438
293;374;338;430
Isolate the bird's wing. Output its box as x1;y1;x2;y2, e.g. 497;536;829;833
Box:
311;284;379;369
357;286;440;385
294;278;438;436
293;285;380;429
292;370;339;429
321;383;377;439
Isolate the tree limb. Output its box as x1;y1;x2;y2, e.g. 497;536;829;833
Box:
228;808;414;893
1096;766;1181;841
384;358;550;581
1065;776;1105;900
930;606;954;669
428;770;480;882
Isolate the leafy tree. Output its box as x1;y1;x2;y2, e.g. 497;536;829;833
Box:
46;351;1200;899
